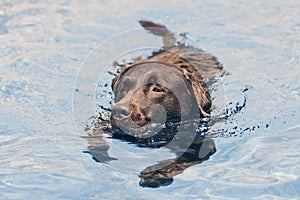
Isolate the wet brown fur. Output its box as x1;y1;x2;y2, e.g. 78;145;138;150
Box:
111;21;223;133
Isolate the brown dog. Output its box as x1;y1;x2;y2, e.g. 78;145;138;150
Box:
111;21;223;141
87;21;224;187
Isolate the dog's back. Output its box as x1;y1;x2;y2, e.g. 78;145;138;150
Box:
139;20;224;85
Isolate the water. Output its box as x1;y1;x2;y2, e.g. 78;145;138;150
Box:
0;0;299;199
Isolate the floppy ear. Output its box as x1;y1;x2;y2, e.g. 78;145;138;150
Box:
182;71;212;117
111;65;130;91
111;74;120;91
191;79;211;116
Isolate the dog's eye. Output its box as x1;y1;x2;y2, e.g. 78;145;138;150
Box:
152;87;164;93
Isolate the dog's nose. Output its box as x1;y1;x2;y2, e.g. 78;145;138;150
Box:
111;103;131;120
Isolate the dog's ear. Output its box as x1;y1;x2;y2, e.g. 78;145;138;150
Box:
111;74;121;91
111;65;130;91
191;80;211;116
182;71;212;116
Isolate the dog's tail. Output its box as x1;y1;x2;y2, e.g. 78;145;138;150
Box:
139;20;176;48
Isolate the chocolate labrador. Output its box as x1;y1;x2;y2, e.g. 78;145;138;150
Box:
110;21;223;143
86;21;224;187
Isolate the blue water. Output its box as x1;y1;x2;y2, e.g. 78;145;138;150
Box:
0;0;299;199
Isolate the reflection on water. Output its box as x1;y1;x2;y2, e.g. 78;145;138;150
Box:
139;138;215;188
0;0;299;199
84;123;216;188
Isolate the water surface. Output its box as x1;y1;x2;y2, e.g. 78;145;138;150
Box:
0;0;299;199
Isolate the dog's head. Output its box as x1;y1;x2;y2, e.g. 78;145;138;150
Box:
111;62;211;136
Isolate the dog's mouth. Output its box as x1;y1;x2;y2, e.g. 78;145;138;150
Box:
111;115;166;138
110;101;175;136
110;113;182;147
